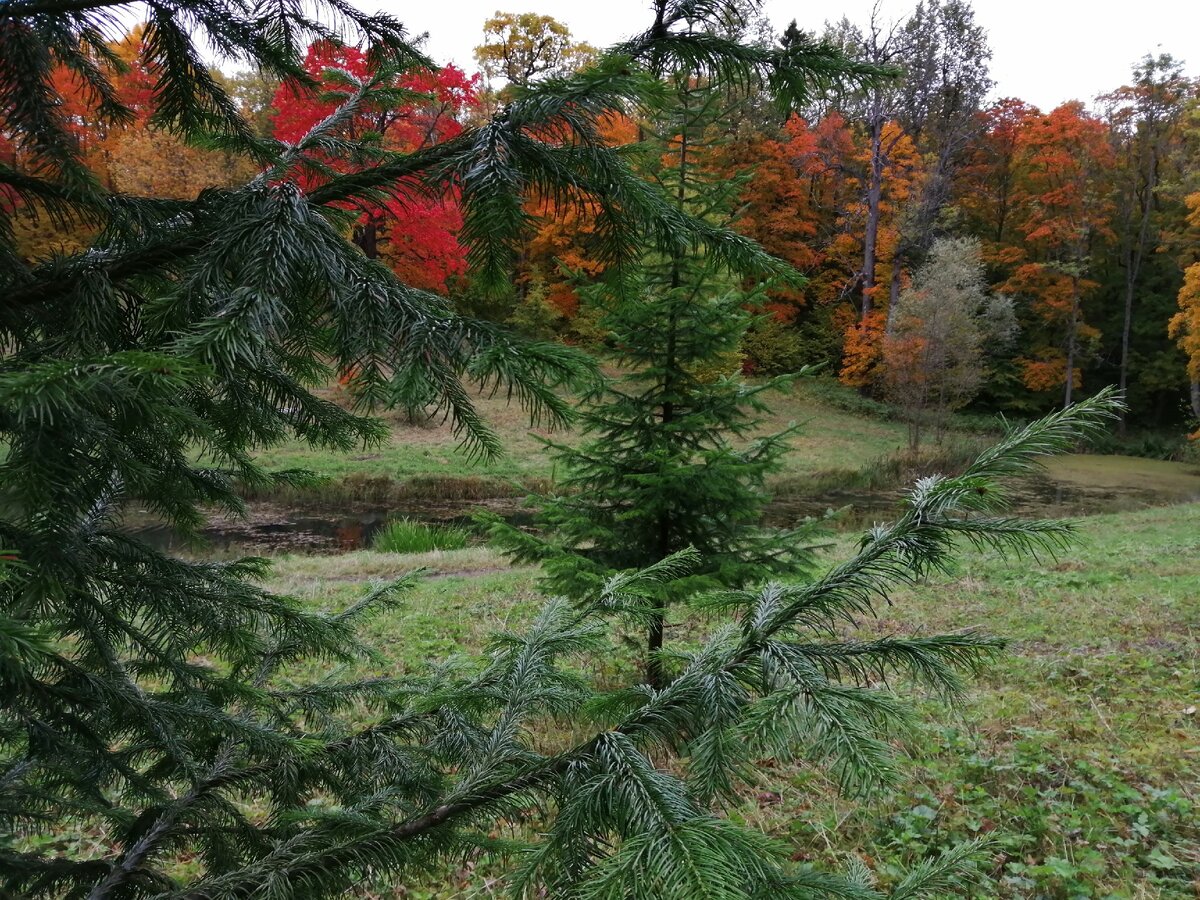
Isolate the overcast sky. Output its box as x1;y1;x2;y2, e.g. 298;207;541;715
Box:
367;0;1195;111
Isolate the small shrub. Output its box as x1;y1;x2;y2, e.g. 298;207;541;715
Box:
1182;432;1200;466
800;377;1010;435
684;347;744;384
506;270;565;340
371;518;470;553
1082;427;1193;461
741;317;804;375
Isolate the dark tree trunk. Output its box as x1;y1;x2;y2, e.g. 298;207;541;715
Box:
886;261;903;333
649;327;676;690
1118;148;1158;435
1064;275;1080;409
861;114;884;319
354;218;379;259
647;84;690;690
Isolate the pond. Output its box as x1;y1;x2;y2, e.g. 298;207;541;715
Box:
125;496;533;556
125;454;1200;557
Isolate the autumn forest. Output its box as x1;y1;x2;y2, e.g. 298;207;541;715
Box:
11;6;1200;441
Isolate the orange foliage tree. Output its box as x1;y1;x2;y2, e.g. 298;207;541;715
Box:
837;121;923;387
732;115;826;317
730;112;862;373
518;112;638;319
9;25;259;262
958;98;1039;249
1001;102;1115;407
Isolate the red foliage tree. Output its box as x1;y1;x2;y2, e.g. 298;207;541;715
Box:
272;41;480;293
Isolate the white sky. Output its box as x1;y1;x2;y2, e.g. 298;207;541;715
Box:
368;0;1197;111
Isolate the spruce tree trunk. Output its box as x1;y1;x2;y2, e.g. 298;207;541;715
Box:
647;78;690;690
649;323;675;689
646;595;666;688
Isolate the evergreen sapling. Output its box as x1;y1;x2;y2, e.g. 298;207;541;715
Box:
487;48;824;685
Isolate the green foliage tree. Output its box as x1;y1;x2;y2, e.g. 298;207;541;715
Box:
0;0;1123;895
506;267;566;338
1096;54;1193;432
883;237;1017;448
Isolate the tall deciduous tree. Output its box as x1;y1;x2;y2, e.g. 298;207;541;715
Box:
825;9;906;321
7;23;256;259
271;40;479;292
838;120;923;387
734;114;832;316
823;2;990;390
958;97;1039;247
885;0;992;320
1169;191;1200;425
1004;102;1115;408
1099;54;1192;431
474;11;596;90
518;110;639;319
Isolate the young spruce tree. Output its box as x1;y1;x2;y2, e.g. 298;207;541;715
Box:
488;32;821;686
1;0;1120;895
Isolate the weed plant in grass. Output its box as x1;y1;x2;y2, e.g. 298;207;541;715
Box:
371;518;470;554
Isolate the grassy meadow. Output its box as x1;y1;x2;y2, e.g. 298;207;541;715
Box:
264;500;1200;897
242;377;1200;518
194;381;1200;895
248;378;918;500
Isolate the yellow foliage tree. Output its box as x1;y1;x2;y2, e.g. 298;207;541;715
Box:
1168;193;1200;428
474;12;595;88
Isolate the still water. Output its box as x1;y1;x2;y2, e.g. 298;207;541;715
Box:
127;457;1200;557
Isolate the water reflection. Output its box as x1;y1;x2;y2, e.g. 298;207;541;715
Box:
126;468;1200;558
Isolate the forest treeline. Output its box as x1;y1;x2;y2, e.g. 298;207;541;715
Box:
7;2;1200;435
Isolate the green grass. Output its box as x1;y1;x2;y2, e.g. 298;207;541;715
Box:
247;379;916;500
265;501;1200;897
370;518;470;554
1042;452;1200;497
247;380;1200;517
